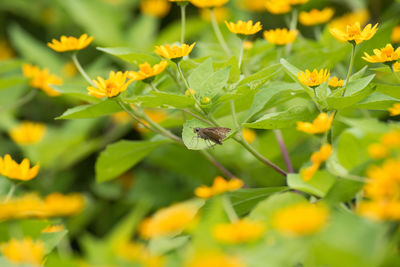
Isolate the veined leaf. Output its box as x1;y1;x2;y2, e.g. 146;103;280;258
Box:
56;99;122;120
355;92;398;110
287;172;337;197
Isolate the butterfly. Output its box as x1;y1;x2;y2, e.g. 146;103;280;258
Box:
193;127;231;146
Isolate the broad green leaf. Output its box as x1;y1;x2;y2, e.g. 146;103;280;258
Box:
238;64;281;90
128;91;195;108
52;85;100;103
280;58;315;97
182;119;217;150
0;76;27;90
96;139;169;182
287;172;337;197
0;59;23;74
337;130;369;170
355;92;398;110
188;58;213;90
127;15;158;49
375;83;400;99
97;47;159;65
213;56;240;84
324;179;364;204
338;117;389;133
56;99;122;120
39;230;68;254
198;67;230;99
229;187;288;216
243;105;313;129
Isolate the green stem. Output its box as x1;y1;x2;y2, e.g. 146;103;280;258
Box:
182;109;213;126
180;4;187;43
72;53;95;87
200;151;235;178
285;8;298;55
150;82;160;92
223;196;239;222
176;62;203;108
209;8;232;57
230;101;240;130
273;129;294;173
3;183;16;203
116;99;154;132
342;43;356;97
238;39;245;69
391;64;400;83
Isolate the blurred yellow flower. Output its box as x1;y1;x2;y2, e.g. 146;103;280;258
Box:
186;251;245;267
328;76;344;88
117;242;164;267
128;61;168;81
239;0;266;12
195;176;244;199
358;200;400;221
9;121;46;145
301;144;332;181
47;34;93;52
297;69;330;87
41;224;65;233
199;7;228;22
111;111;132;124
329;9;369;31
242;128;256;143
299;8;334;26
265;0;291;14
1;238;44;266
138;202;199;239
368;143;388;159
155;43;196;60
0;154;39;181
391;25;400;43
62;61;77;77
362;44;400;64
394;62;400;72
273;203;329;236
288;0;308;4
87;71;132;98
388;103;400;116
141;0;171;18
22;63;62;97
212;219;265;244
243;40;254;50
190;0;229;8
0;40;14;60
297;113;334;134
329;22;378;45
381;130;400;148
225;20;262;36
136;109;168;133
263;28;298;45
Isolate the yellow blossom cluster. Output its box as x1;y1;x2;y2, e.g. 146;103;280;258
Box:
328;76;344;88
127;60;168;82
0;154;39;181
225;20;262;36
297;68;330;87
155;43;196;60
141;0;171;18
47;34;93;52
299;8;335;26
297;113;334;134
87;71;133;98
9;121;46;145
195;176;244;199
329;22;378;45
1;238;44;266
212;219;265;244
0;193;84;221
264;28;298;46
300;144;332;181
190;0;229;8
238;0;266;12
362;44;400;64
367;130;400;159
186;251;245;267
265;0;309;15
22;63;62;97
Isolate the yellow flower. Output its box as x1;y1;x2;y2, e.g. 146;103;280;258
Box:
225;20;262;36
44;193;85;217
301;144;332;181
190;0;229;8
328;76;344;88
263;28;298;45
195;176;244;199
329;9;369;31
368;143;388;159
87;71;132;98
141;0;171;18
155;43;196;60
41;224;65;233
62;61;77;77
138;202;199;239
1;238;44;266
297;68;330;87
242;128;256;143
273;203;329;236
329;22;378;45
117;242;164;267
358;200;400;221
9;121;46;145
297;113;334;134
243;40;254;50
186;252;245;267
136;109;168;133
22;63;62;97
0;40;14;60
212;219;265;244
381;131;400;148
0;154;39;181
239;0;266;12
47;34;93;52
392;25;400;43
362;44;400;64
265;0;291;14
389;103;400;116
299;8;335;26
127;60;168;81
394;62;400;72
111;111;132;124
288;0;308;4
199;7;228;22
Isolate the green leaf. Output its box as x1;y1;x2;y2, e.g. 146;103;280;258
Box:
39;230;68;254
182;119;217;150
126;15;158;49
96;139;169;182
198;67;230;99
280;58;314;97
188;58;213;91
355;92;399;110
129;91;195;108
0;59;23;74
56;99;122;120
287;172;337;197
238;64;281;90
229;187;288;216
52;85;100;103
337;130;366;170
375;83;400;99
97;47;159;65
0;76;27;90
324;179;364;204
243;105;313;129
338;117;389;134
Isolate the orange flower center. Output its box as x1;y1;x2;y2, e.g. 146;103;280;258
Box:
106;82;118;93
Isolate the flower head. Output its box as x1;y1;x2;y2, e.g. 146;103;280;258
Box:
47;34;93;52
22;64;62;97
299;8;335;26
301;144;332;181
264;28;298;45
138;202;199;239
195;176;244;199
9;122;46;145
155;43;196;60
190;0;229;8
0;154;39;181
186;252;245;267
362;44;400;64
368;143;388;159
225;20;262;36
392;25;400;43
199;7;228;22
127;60;168;81
329;22;378;45
87;71;132;98
242;128;256;143
297;69;330;87
212;219;265;244
1;238;44;266
141;0;171;18
389;103;400;116
273;203;329;236
297;113;334;135
265;0;291;14
394;62;400;72
239;0;266;12
328;76;344;88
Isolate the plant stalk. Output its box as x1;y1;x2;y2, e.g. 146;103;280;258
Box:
273;129;294;173
209;8;232;57
72;53;96;87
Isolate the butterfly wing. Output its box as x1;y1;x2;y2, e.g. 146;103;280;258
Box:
200;127;231;145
